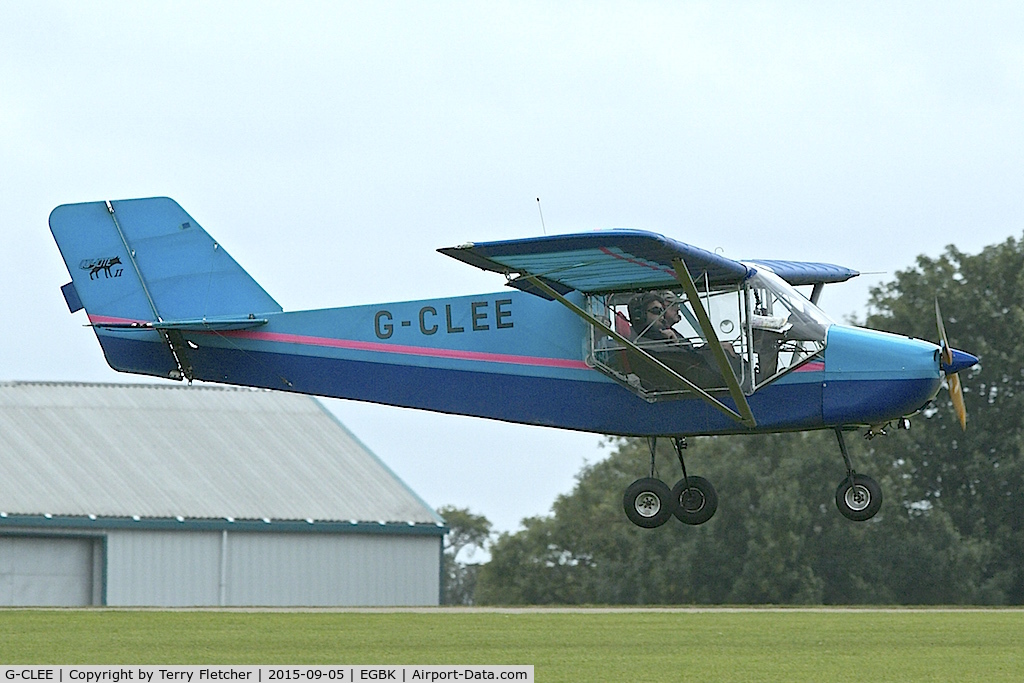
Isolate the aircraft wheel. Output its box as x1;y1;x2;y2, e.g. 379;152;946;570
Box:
835;474;883;521
671;476;718;525
623;478;676;528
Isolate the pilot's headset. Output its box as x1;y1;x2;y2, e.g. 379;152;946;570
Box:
628;292;666;333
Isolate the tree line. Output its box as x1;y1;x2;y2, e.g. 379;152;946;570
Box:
441;234;1024;605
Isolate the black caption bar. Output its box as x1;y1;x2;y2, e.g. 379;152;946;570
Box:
0;667;533;683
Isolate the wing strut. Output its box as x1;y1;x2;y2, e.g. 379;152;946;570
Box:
672;259;757;428
520;275;757;428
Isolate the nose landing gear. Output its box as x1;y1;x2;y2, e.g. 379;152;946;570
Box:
623;437;719;529
834;427;883;521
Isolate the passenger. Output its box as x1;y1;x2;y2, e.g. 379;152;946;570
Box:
660;291;686;341
663;289;744;377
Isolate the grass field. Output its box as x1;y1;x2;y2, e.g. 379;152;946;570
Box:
1;608;1022;682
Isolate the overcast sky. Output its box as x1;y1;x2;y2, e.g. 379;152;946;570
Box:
3;2;1023;533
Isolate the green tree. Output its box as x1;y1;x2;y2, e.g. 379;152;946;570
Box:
478;432;986;605
438;505;492;605
864;236;1024;603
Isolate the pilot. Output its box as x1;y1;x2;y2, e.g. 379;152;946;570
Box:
627;292;669;343
628;291;687;343
627;292;721;389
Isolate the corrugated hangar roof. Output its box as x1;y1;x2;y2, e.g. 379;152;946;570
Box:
0;382;441;525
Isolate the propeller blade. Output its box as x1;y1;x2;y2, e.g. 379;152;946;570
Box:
949;372;967;431
935;299;953;366
936;298;968;431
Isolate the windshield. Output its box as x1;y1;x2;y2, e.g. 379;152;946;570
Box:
746;268;833;331
744;268;831;387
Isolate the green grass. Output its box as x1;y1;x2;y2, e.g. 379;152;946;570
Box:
1;609;1022;682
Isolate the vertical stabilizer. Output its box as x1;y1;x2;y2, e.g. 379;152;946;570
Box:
50;197;281;324
49;197;283;378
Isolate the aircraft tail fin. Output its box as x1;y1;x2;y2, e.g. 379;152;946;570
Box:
50;197;282;378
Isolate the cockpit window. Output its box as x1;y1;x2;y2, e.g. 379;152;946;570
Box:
586;269;830;400
745;269;830;386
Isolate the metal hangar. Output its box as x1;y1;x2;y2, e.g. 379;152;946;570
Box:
0;382;444;606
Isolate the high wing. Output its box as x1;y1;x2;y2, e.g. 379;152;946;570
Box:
439;229;750;296
439;230;858;297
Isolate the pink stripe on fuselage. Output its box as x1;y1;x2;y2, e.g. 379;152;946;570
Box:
224;329;591;369
89;315;590;370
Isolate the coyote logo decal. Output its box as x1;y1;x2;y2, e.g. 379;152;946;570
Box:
80;256;123;280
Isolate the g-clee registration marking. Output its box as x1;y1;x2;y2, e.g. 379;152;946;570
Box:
374;299;513;340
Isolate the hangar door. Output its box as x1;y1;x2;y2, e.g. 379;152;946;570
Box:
0;535;103;606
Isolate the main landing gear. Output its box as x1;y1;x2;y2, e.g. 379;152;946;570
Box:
623;437;718;529
623;429;884;528
833;427;883;521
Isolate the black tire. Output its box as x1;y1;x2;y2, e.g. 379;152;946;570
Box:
671;476;718;525
623;478;676;528
835;474;883;521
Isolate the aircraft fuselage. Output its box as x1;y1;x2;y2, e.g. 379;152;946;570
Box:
89;289;943;436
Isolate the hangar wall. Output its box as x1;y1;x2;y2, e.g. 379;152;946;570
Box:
106;528;441;606
0;523;442;607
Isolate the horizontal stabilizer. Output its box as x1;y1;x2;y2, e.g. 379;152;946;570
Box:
90;316;270;332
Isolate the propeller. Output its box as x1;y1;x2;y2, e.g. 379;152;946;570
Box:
935;300;970;431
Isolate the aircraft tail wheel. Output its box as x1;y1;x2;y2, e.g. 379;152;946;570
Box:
835;474;883;521
623;478;676;528
671;476;718;525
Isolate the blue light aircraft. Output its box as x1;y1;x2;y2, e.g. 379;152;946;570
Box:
50;197;978;528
